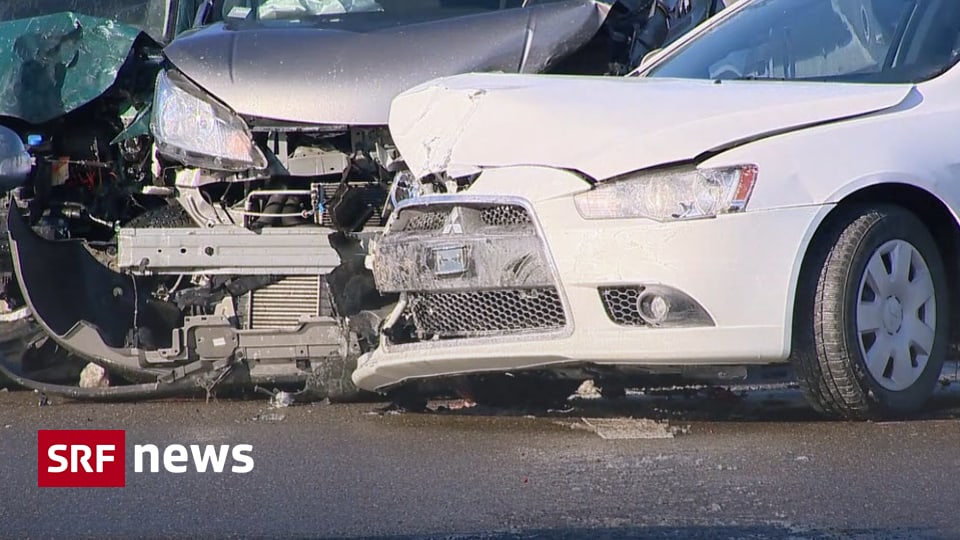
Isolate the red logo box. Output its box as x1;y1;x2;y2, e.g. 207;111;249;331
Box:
37;430;126;488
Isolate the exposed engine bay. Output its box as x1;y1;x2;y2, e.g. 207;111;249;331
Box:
0;0;725;400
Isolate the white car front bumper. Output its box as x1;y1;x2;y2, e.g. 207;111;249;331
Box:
354;167;830;392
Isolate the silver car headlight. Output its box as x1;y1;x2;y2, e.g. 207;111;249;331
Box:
574;165;758;221
151;70;267;172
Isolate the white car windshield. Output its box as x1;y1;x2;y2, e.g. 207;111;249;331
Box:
647;0;960;83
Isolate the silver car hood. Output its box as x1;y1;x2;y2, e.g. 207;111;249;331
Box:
164;1;610;126
389;73;914;180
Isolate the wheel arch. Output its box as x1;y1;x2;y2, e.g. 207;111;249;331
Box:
788;182;960;356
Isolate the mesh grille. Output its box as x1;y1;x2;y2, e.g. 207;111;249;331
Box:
402;211;448;232
480;205;531;227
395;205;531;232
406;287;565;338
599;287;646;327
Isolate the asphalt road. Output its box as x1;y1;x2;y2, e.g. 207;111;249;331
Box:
3;380;960;539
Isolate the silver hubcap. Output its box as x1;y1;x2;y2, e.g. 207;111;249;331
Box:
856;240;936;392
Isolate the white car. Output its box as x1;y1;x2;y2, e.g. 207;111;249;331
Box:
354;0;960;418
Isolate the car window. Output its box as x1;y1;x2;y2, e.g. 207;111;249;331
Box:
646;0;960;84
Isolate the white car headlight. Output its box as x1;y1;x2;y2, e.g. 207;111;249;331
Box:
151;70;267;172
574;165;758;221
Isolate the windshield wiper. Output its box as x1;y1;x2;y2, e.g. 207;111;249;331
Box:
721;75;791;81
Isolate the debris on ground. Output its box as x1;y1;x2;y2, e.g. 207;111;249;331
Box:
579;417;683;440
547;406;575;414
367;399;428;415
255;387;296;408
937;361;959;389
575;380;602;399
428;398;476;412
252;412;286;422
79;363;110;389
365;408;404;416
35;390;48;406
271;391;295;409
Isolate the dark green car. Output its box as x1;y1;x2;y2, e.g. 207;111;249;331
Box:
0;0;200;389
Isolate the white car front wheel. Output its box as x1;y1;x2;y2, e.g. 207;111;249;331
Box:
793;205;948;419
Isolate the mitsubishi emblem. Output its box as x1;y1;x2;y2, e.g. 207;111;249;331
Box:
442;207;464;235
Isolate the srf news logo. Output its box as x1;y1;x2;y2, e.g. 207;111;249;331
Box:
38;430;254;488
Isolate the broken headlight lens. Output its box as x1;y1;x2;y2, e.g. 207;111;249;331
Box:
574;165;758;221
151;70;267;172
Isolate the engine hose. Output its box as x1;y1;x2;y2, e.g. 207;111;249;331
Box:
253;193;286;227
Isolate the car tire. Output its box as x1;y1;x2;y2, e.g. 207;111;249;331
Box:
792;205;948;419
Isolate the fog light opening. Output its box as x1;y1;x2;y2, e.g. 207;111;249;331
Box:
637;292;670;326
600;284;715;328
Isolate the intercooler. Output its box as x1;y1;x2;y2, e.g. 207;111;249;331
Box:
240;276;333;330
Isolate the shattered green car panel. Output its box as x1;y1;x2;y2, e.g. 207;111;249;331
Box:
112;103;153;145
0;12;146;124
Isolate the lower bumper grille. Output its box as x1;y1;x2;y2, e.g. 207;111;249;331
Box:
599;287;647;327
405;287;566;338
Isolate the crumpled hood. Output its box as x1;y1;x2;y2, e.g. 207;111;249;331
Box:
164;1;610;126
389;73;914;180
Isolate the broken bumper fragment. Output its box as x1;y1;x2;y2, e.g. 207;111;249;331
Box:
353;166;826;392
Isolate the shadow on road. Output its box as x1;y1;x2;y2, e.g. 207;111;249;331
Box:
374;524;938;540
421;362;960;424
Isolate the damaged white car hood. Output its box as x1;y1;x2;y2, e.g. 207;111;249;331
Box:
389;73;914;180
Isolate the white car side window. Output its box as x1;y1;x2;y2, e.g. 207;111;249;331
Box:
707;0;910;80
651;0;960;84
